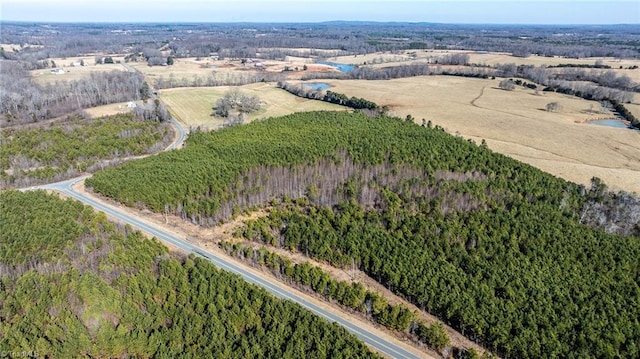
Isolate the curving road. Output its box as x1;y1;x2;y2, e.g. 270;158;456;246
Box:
168;118;187;150
36;177;427;359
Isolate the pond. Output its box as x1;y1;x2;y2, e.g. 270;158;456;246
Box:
588;119;630;129
302;82;331;90
316;61;356;73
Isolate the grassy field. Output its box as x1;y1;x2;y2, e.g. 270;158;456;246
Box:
327;75;640;193
329;50;640;82
82;102;135;118
31;62;128;84
626;103;640;120
129;57;222;84
159;83;348;130
131;57;338;86
330;49;640;68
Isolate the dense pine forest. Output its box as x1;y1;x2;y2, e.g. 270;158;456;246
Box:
0;190;376;358
0;113;172;188
86;111;640;358
220;241;453;354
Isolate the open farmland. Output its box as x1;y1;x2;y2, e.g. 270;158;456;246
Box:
626;103;640;120
128;57;225;84
329;49;640;68
130;57;339;87
31;61;128;84
327;75;640;193
82;102;137;118
159;83;348;130
328;50;640;82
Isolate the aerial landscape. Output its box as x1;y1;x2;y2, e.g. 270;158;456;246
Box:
1;0;640;358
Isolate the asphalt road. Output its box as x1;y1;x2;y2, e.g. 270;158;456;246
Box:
38;177;426;359
168;118;186;150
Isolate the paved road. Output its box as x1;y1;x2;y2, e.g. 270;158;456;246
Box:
121;61;186;150
168;118;186;150
37;177;426;359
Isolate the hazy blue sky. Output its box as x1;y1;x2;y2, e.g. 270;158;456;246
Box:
2;0;639;24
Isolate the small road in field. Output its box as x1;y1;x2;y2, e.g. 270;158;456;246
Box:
34;177;429;359
470;86;485;107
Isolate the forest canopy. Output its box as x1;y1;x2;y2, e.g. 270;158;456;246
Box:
86;111;640;358
0;113;173;188
0;190;377;358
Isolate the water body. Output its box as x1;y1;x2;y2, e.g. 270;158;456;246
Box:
588;119;630;129
302;82;331;90
316;61;356;73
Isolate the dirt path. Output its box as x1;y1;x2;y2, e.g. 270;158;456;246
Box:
470;86;485;107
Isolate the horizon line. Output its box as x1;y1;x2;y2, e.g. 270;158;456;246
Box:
2;20;638;26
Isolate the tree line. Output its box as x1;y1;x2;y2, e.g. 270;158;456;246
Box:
0;113;173;188
3;22;637;68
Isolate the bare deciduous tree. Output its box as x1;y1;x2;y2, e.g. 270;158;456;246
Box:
213;89;261;127
499;79;516;91
546;102;562;112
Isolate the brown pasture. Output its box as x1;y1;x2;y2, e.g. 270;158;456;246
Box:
327;76;640;193
82;102;135;118
31;62;128;84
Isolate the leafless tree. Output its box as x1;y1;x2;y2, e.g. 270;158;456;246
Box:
546;102;562;112
213;89;261;124
498;79;516;91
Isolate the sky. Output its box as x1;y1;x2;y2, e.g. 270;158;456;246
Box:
1;0;639;25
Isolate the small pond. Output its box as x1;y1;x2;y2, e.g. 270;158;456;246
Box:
588;119;630;129
316;61;356;73
302;82;331;90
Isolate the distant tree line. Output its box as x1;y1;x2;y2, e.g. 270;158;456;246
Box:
3;22;637;67
546;62;612;69
153;72;286;89
549;68;637;92
0;60;147;125
276;82;382;113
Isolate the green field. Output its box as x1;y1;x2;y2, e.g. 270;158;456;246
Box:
159;83;347;130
